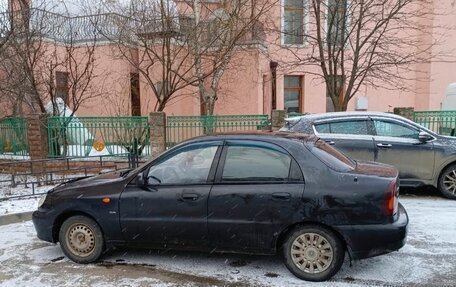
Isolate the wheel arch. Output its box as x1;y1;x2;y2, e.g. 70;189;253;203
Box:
436;160;456;187
52;210;104;243
275;221;351;257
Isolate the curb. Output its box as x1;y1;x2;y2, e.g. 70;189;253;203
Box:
0;211;33;226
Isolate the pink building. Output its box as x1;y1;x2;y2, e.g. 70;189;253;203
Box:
1;0;455;117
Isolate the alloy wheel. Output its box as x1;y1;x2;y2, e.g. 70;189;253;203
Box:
290;232;334;274
443;170;456;195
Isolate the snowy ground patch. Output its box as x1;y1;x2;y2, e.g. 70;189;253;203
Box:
0;197;39;215
0;196;455;286
0;172;87;199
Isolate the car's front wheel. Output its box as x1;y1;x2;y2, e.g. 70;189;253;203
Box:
282;225;344;282
438;164;456;200
58;215;104;263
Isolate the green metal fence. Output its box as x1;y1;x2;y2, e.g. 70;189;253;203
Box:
413;110;456;136
0;118;29;156
166;114;270;147
48;117;150;157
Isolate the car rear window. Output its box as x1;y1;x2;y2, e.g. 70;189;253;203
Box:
308;139;355;171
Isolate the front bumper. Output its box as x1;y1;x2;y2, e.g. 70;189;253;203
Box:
32;209;57;243
335;203;409;260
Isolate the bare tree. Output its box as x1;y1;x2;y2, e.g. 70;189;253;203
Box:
183;0;275;115
0;1;108;116
102;0;275;115
280;0;445;111
100;0;199;112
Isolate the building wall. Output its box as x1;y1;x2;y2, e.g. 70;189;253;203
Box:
2;0;456;118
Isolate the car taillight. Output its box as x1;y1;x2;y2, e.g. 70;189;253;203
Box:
384;179;398;216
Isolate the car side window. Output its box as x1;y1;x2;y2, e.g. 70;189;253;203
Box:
222;144;292;182
373;120;419;139
315;120;369;135
314;123;330;133
147;145;218;185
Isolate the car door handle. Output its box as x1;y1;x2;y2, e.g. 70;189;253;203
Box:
182;192;200;201
324;140;335;145
272;192;291;200
377;143;392;148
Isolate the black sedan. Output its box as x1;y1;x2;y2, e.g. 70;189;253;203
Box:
33;132;408;282
281;112;456;200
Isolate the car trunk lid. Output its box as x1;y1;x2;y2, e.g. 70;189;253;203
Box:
351;160;398;178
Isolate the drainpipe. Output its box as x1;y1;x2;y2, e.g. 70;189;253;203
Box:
270;61;278;112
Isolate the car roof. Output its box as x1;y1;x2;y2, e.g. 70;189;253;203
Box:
182;131;321;145
285;111;413;124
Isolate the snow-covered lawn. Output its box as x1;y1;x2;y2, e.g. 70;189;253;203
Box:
0;172;87;199
0;180;55;201
0;197;40;215
0;196;455;287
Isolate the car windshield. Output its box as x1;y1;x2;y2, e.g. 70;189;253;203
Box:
308;139;355;171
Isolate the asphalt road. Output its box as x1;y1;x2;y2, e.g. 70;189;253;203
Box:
0;193;455;287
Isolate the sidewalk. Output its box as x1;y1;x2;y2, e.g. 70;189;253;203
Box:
0;211;33;226
0;196;38;225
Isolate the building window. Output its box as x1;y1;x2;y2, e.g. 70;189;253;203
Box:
55;71;69;105
283;0;305;45
284;75;303;113
179;15;194;38
327;0;348;46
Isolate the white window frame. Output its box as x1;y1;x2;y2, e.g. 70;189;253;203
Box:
281;0;309;47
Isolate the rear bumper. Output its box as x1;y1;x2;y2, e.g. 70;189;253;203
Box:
335;203;409;260
32;209;57;243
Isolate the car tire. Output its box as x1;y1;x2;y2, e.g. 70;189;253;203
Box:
58;215;104;264
438;164;456;200
282;225;344;282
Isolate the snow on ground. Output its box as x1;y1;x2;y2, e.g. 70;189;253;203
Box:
0;180;56;200
0;197;40;215
0;154;30;160
0;196;455;286
0;172;89;199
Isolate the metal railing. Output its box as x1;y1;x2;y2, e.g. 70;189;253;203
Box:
0;117;29;157
2;8;265;45
47;116;150;158
166;114;270;147
413;110;456;136
0;154;144;200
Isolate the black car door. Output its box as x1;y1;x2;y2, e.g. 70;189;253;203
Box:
312;118;376;161
119;141;222;247
207;140;305;252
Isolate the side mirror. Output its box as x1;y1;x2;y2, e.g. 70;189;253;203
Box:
135;172;145;186
136;172;158;192
418;131;433;143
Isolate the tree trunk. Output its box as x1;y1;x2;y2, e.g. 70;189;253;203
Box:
157;99;167;112
203;89;216;116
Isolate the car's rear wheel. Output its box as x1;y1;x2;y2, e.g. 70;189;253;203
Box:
58;215;104;263
282;225;344;282
439;164;456;200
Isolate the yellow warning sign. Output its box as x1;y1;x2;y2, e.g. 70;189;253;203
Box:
93;140;105;152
